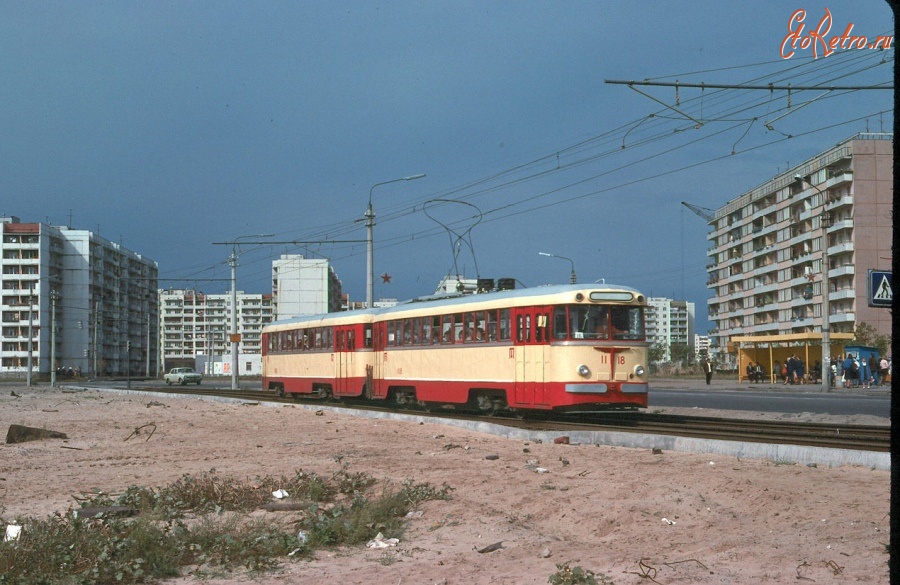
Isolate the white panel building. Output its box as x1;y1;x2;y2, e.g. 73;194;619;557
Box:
159;289;273;374
271;255;342;320
1;216;158;378
645;297;695;362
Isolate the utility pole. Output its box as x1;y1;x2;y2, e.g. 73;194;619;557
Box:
93;301;100;378
26;284;34;387
367;174;426;308
229;249;239;390
50;290;59;387
795;175;832;392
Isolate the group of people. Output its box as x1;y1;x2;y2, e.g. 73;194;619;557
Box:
774;355;808;385
748;354;892;388
745;361;767;383
839;353;891;389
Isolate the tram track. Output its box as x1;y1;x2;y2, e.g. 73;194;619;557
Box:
119;385;890;453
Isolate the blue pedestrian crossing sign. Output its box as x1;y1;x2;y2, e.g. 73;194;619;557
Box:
868;270;892;308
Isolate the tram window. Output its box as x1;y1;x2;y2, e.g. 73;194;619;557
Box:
569;305;609;340
326;327;333;349
553;307;568;339
611;306;644;340
473;311;486;342
432;315;442;344
535;314;547;342
499;309;511;340
422;318;433;344
442;315;455;344
410;318;419;344
453;313;465;343
461;313;473;342
314;329;322;349
364;324;372;347
347;330;355;350
485;310;498;342
387;321;396;346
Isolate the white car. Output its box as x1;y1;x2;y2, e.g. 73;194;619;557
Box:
164;367;203;386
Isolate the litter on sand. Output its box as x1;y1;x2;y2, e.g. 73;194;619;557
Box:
366;532;400;548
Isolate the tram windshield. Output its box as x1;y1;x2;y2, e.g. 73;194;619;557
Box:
554;305;644;341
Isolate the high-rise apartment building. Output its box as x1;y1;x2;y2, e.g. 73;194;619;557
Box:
271;255;343;320
159;289;273;372
645;297;695;361
1;216;158;378
706;133;892;360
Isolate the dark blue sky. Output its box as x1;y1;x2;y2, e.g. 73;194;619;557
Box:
2;2;893;333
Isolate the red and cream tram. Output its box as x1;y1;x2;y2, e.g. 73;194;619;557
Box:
262;284;649;413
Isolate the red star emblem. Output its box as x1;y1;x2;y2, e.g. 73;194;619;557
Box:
381;273;392;283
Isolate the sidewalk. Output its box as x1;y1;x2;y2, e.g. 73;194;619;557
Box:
652;376;892;396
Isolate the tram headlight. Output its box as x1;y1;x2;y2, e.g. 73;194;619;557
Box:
577;364;591;377
634;365;645;377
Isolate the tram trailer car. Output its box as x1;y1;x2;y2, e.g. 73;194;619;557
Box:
262;284;649;414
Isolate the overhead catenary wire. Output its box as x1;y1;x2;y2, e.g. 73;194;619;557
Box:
161;49;892;291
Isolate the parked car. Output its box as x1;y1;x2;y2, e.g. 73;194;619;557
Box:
164;367;203;386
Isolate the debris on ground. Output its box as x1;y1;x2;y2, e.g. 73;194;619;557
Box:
5;424;68;444
366;532;400;548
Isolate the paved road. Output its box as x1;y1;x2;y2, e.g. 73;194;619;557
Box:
651;377;891;418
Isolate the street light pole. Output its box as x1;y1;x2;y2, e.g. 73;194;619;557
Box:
795;175;831;392
50;290;59;387
366;173;426;308
26;283;34;387
228;234;274;389
539;252;577;284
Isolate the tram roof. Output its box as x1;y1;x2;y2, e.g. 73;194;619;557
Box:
265;283;644;331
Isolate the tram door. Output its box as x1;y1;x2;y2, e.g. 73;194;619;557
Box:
514;307;550;407
372;323;388;399
334;328;354;395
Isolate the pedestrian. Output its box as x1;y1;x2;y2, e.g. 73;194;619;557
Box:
703;357;713;385
842;353;854;388
859;356;870;389
878;356;888;386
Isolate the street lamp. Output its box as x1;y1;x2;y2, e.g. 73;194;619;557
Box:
228;234;274;389
539;252;577;284
795;175;832;392
26;283;34;387
366;173;426;308
50;290;59;387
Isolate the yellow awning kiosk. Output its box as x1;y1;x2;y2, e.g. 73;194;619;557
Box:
732;333;855;383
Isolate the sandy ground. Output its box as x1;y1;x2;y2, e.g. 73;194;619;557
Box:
0;384;891;584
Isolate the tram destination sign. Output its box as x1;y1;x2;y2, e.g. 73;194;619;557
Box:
867;269;893;308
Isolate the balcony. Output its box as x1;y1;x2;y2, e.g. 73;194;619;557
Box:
829;288;855;301
827;219;853;233
830;312;855;323
790;317;814;328
826;194;854;210
827;242;854;256
829;265;855;278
